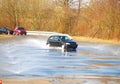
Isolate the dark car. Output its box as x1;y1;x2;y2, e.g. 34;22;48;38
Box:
46;34;78;51
0;27;13;35
13;26;27;35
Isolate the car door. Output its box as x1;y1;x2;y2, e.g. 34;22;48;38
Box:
0;28;3;34
48;36;62;47
54;36;62;47
0;27;7;34
48;36;56;46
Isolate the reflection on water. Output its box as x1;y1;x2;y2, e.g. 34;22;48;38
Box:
0;37;120;81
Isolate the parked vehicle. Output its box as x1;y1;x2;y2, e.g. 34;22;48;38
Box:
46;34;78;51
0;27;13;35
13;26;27;35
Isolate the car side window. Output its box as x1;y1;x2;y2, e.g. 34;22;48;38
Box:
0;28;6;31
54;36;60;41
60;36;65;41
49;36;59;41
49;36;54;40
0;28;2;31
3;28;7;31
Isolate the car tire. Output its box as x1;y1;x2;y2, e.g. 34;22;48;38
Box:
24;33;27;35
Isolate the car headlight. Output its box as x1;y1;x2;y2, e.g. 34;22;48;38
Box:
65;43;70;45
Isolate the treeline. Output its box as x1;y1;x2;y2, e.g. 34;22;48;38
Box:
0;0;120;40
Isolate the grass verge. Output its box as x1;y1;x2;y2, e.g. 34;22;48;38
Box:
72;36;120;45
0;35;12;39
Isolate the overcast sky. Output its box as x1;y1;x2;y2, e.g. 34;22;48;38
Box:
83;0;90;3
70;0;90;9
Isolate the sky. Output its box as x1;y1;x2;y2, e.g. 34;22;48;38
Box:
71;0;91;9
83;0;90;3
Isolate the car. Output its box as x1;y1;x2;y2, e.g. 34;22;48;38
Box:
0;27;13;35
46;34;78;51
13;26;27;35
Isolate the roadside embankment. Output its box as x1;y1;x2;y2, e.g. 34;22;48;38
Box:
0;35;12;39
73;36;120;45
1;76;120;84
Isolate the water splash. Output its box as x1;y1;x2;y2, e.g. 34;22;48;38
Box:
0;37;120;78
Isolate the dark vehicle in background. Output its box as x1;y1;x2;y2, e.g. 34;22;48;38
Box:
0;27;13;35
13;26;27;35
46;34;78;51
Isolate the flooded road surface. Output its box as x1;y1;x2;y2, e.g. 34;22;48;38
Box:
0;35;120;83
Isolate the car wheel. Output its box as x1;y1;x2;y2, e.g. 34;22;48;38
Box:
62;45;69;52
24;33;27;35
16;33;19;35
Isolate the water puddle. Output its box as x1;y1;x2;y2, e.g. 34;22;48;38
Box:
0;37;120;81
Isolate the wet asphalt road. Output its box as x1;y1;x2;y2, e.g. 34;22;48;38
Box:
0;35;120;80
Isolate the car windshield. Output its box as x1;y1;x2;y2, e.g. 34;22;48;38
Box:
16;27;24;30
59;36;71;41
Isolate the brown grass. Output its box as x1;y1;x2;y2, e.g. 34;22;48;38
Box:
0;35;12;38
72;36;120;45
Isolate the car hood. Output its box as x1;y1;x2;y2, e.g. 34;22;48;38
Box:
14;30;26;32
64;40;76;43
20;30;26;32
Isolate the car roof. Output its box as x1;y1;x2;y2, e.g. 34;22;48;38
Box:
50;34;72;39
15;26;25;29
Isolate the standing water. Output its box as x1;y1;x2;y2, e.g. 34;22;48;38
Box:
0;36;120;83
